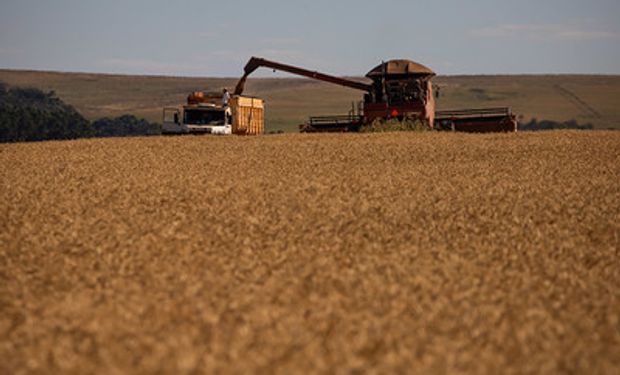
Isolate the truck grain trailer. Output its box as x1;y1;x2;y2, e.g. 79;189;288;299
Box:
162;92;264;135
234;56;517;133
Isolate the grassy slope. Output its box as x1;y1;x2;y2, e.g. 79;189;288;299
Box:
1;69;619;131
1;132;618;373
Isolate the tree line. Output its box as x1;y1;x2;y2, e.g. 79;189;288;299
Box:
0;83;161;143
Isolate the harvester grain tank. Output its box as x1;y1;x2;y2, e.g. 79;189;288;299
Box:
363;59;436;126
234;56;517;133
162;91;264;135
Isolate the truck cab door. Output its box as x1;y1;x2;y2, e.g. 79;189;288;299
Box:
162;107;182;134
225;107;232;125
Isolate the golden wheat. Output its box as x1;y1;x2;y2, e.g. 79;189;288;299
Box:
1;131;619;374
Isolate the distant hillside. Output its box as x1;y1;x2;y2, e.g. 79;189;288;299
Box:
1;69;618;132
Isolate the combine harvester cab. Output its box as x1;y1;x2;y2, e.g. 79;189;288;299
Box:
162;91;263;135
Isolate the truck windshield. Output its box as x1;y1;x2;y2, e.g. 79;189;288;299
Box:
184;110;225;125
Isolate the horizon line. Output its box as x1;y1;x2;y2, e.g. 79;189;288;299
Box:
1;67;619;79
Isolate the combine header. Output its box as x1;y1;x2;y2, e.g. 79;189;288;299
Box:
435;107;517;132
234;56;517;133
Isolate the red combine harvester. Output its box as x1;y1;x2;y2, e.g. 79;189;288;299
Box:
234;57;517;133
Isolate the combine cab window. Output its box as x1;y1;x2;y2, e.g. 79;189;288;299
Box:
184;110;225;125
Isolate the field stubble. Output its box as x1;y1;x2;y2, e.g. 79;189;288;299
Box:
0;131;619;373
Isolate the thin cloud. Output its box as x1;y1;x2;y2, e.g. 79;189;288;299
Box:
0;47;23;56
101;58;205;75
208;50;257;61
205;48;309;64
254;49;330;70
555;30;620;40
196;31;220;39
259;37;302;45
179;30;221;40
471;24;620;41
257;48;305;60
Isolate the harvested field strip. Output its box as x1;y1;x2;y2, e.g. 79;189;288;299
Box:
0;131;619;373
554;84;602;119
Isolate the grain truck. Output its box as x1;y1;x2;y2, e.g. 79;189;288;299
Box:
162;91;264;135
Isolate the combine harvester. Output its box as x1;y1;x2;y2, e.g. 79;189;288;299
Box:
234;57;518;133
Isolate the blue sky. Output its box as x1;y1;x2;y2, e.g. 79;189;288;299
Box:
1;0;619;76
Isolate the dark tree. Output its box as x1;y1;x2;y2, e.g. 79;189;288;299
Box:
91;115;161;137
0;85;92;143
0;84;161;143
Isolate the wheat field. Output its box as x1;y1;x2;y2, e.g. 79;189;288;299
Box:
1;131;619;374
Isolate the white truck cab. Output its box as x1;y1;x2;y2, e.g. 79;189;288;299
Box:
162;91;264;136
162;103;232;135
